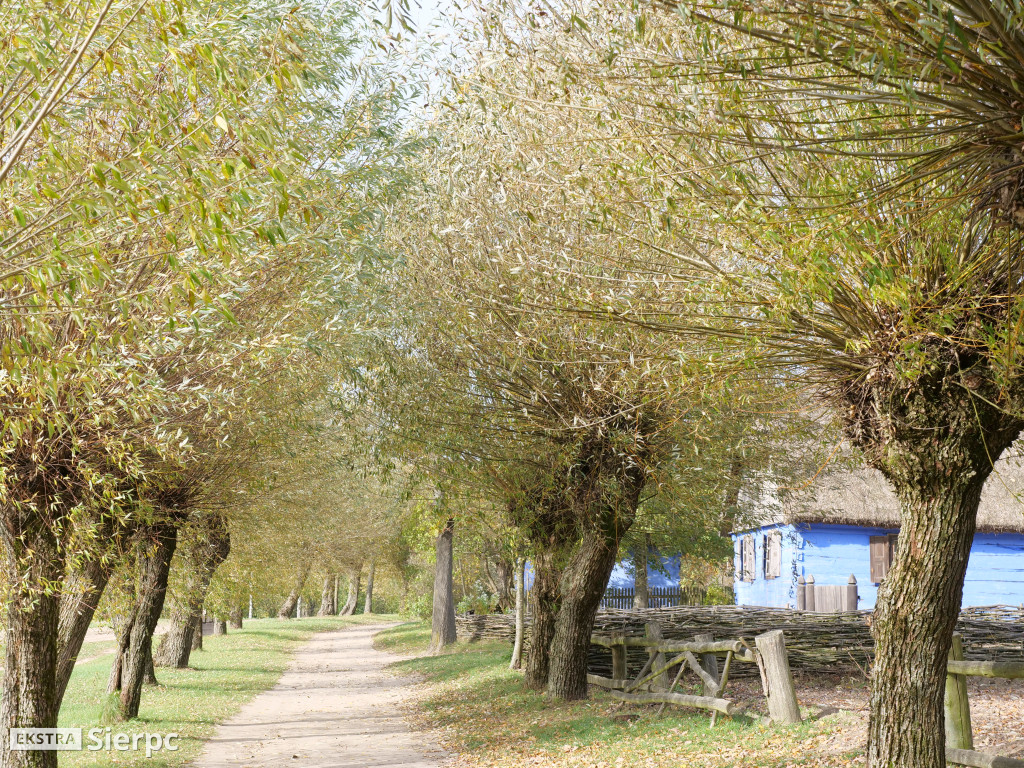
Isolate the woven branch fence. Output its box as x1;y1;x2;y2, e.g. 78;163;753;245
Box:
457;605;1024;678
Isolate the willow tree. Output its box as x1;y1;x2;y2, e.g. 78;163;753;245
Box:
472;2;1024;764
373;55;773;697
0;0;417;754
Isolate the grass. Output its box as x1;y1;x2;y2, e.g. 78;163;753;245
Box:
375;622;865;768
58;614;397;767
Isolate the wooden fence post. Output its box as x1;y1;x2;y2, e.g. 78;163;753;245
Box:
846;575;858;612
945;633;974;750
694;633;720;696
611;634;628;685
754;630;802;724
805;576;815;612
796;576;806;610
645;621;670;689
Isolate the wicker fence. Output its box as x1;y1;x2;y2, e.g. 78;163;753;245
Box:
456;604;1024;677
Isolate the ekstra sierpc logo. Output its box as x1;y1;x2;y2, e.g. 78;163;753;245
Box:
10;728;178;756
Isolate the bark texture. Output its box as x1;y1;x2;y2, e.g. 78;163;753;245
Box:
228;608;243;629
429;518;456;654
0;522;62;768
108;520;179;720
524;548;562;689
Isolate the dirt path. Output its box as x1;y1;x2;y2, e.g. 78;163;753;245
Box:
193;623;448;767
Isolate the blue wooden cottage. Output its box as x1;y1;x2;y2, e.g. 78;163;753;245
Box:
733;460;1024;610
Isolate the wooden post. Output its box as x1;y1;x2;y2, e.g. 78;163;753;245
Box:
796;575;806;610
945;633;974;750
845;575;858;612
694;633;720;696
645;622;670;690
611;634;628;684
754;630;802;724
805;575;815;612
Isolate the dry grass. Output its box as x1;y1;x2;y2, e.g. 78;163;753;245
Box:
377;623;867;768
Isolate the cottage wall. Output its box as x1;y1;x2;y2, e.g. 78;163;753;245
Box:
732;524;802;608
798;523;898;608
732;523;1024;609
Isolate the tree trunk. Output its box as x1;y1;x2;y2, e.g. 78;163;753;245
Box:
429;518;456;654
546;522;633;700
510;558;526;670
632;536;649;610
547;466;644;701
190;612;203;652
154;514;229;669
867;473;989;766
338;565;361;616
317;574;336;616
228;608;243;629
860;385;1022;768
213;617;227;635
143;647;158;686
363;560;376;614
278;565;309;619
108;521;179;720
524;548;562;689
0;522;63;768
54;552;114;708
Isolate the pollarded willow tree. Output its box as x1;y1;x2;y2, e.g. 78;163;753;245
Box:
372;46;801;698
472;2;1024;764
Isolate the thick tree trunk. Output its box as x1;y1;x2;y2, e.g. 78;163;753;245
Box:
338;565;361;616
0;522;63;768
524;549;562;689
547;463;644;701
54;553;114;708
278;565;309;619
228;608;243;629
867;472;989;766
363;560;376;614
155;613;197;669
317;574;336;616
213;617;227;635
154;514;229;669
632;536;649;610
547;523;633;700
429;518;456;653
858;382;1022;768
108;521;178;720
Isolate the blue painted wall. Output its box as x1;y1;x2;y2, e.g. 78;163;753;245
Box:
733;523;1024;609
524;553;680;592
606;554;680;589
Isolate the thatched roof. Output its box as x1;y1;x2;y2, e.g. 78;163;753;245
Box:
746;453;1024;534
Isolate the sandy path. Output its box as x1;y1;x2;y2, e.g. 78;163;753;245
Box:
193;623;448;768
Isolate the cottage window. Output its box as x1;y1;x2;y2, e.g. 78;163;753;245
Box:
764;531;782;579
869;533;899;583
740;534;756;582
